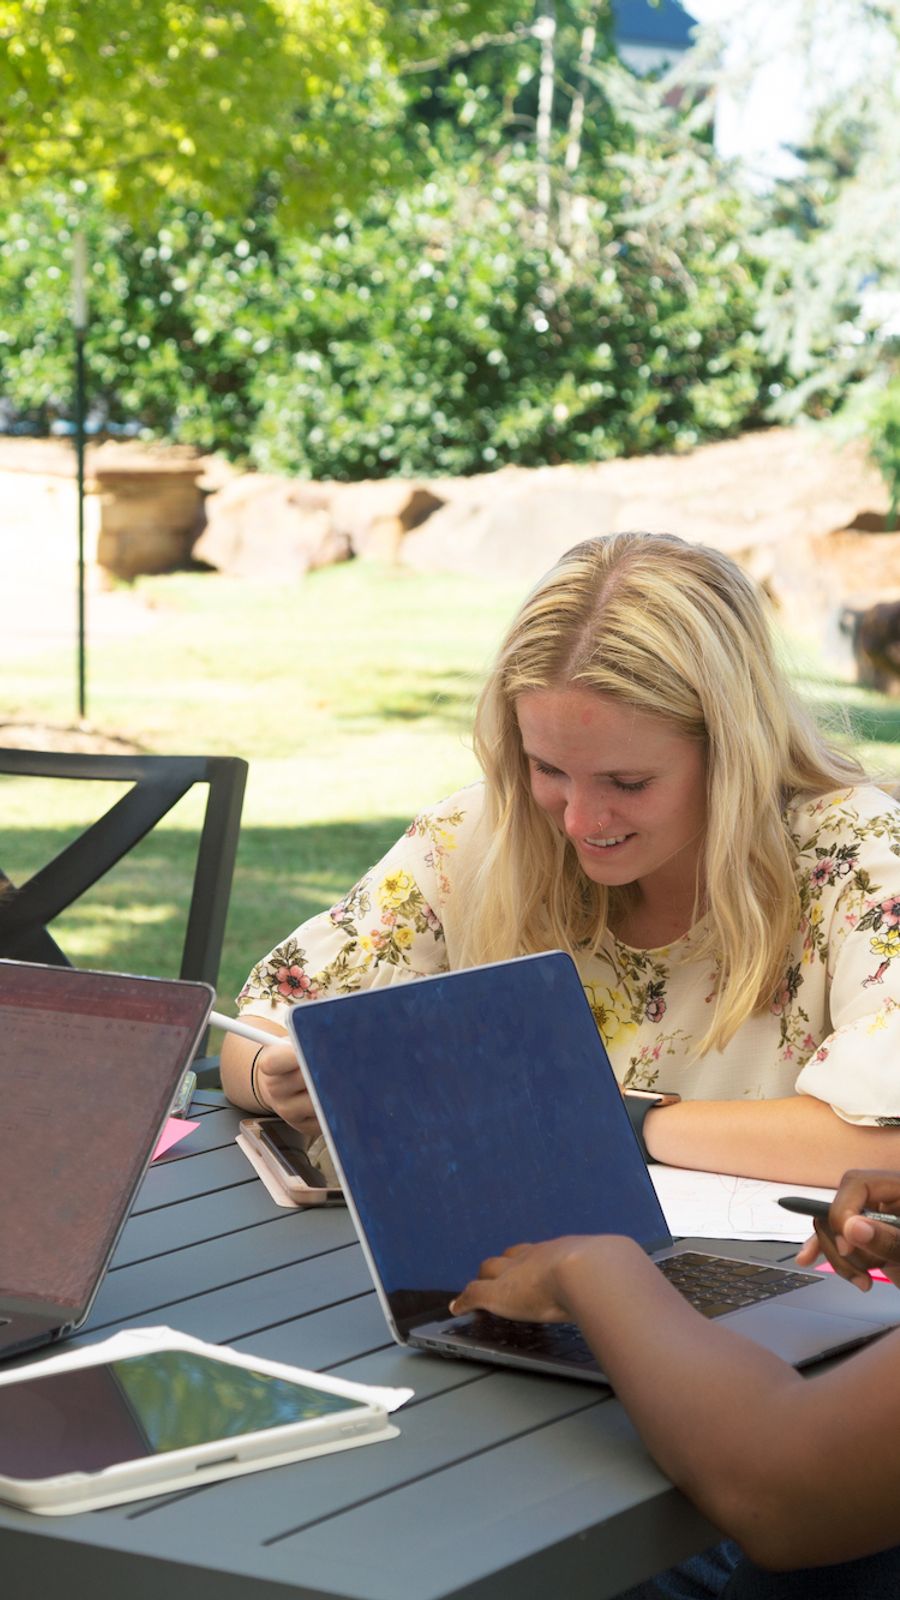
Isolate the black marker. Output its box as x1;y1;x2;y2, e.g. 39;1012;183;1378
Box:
778;1195;900;1230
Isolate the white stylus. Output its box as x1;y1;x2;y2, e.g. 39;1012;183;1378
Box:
209;1009;282;1048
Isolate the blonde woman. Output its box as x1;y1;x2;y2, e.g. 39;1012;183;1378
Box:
223;532;900;1185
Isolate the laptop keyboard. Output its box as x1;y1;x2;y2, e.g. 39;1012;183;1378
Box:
448;1314;602;1368
658;1252;816;1317
446;1252;818;1370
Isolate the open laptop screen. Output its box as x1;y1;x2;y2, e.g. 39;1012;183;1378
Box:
290;952;672;1332
0;962;212;1316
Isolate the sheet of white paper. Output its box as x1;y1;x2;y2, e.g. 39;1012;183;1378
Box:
649;1165;835;1242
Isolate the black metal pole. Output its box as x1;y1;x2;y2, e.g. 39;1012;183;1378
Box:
75;325;86;720
73;228;88;722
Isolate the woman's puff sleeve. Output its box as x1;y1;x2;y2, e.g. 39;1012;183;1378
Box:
794;788;900;1124
236;790;476;1030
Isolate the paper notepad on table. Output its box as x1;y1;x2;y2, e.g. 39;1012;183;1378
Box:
649;1165;834;1243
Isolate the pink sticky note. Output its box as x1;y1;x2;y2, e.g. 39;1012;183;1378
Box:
816;1260;891;1283
152;1118;201;1161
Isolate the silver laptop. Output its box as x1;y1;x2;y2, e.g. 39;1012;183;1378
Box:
0;960;213;1360
289;951;900;1385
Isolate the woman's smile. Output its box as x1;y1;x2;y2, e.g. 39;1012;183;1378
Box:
516;686;708;916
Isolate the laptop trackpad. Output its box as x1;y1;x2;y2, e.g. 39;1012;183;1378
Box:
726;1302;889;1366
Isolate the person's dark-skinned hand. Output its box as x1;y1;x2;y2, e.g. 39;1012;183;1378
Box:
795;1167;900;1291
449;1236;626;1324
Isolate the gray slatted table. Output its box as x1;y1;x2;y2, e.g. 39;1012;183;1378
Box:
0;1095;730;1600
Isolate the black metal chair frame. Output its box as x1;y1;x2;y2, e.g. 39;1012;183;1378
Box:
0;751;248;1003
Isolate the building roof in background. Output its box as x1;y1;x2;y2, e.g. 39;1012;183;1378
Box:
612;0;698;50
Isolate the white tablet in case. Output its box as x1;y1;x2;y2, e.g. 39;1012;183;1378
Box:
0;1326;411;1514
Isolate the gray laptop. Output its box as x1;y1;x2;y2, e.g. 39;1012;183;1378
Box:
289;951;900;1385
0;960;213;1360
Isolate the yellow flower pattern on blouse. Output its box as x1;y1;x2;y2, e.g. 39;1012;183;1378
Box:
238;783;900;1126
241;807;461;1002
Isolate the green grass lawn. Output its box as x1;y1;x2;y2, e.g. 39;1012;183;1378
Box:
3;560;900;1035
1;562;523;1016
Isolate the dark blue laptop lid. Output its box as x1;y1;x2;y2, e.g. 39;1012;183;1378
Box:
289;951;673;1333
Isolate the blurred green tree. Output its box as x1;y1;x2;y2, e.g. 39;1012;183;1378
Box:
1;0;393;224
747;0;900;483
0;2;780;471
0;0;523;222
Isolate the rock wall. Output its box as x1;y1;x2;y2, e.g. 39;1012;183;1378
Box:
1;425;893;631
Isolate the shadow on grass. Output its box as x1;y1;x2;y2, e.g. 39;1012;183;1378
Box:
0;817;412;1006
329;667;481;731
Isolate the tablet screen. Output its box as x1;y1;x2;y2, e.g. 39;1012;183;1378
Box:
0;1350;368;1480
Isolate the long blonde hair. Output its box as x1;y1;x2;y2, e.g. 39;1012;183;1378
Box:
459;531;862;1055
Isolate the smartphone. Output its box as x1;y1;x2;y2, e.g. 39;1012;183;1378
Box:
171;1067;197;1118
240;1117;343;1204
0;1343;390;1514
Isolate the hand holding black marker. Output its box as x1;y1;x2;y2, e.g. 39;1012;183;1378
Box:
779;1195;900;1230
788;1175;900;1292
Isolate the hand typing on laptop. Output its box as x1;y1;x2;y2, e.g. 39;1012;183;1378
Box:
450;1168;900;1593
451;1235;628;1325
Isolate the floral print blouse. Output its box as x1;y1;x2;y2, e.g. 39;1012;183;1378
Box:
238;783;900;1126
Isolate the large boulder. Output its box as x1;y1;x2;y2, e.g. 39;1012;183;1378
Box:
740;522;900;675
401;428;891;590
195;476;350;578
401;474;621;583
331;480;445;561
594;428;885;555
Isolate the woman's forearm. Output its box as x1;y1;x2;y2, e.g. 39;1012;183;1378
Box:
554;1238;900;1569
220;1019;319;1133
643;1095;900;1186
219;1020;285;1111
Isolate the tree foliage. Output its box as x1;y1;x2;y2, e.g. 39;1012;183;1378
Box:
0;1;782;475
247;139;771;477
748;3;900;402
0;0;515;222
740;0;900;503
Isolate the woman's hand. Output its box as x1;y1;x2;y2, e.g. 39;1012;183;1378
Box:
450;1237;601;1323
255;1040;321;1137
795;1169;900;1291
